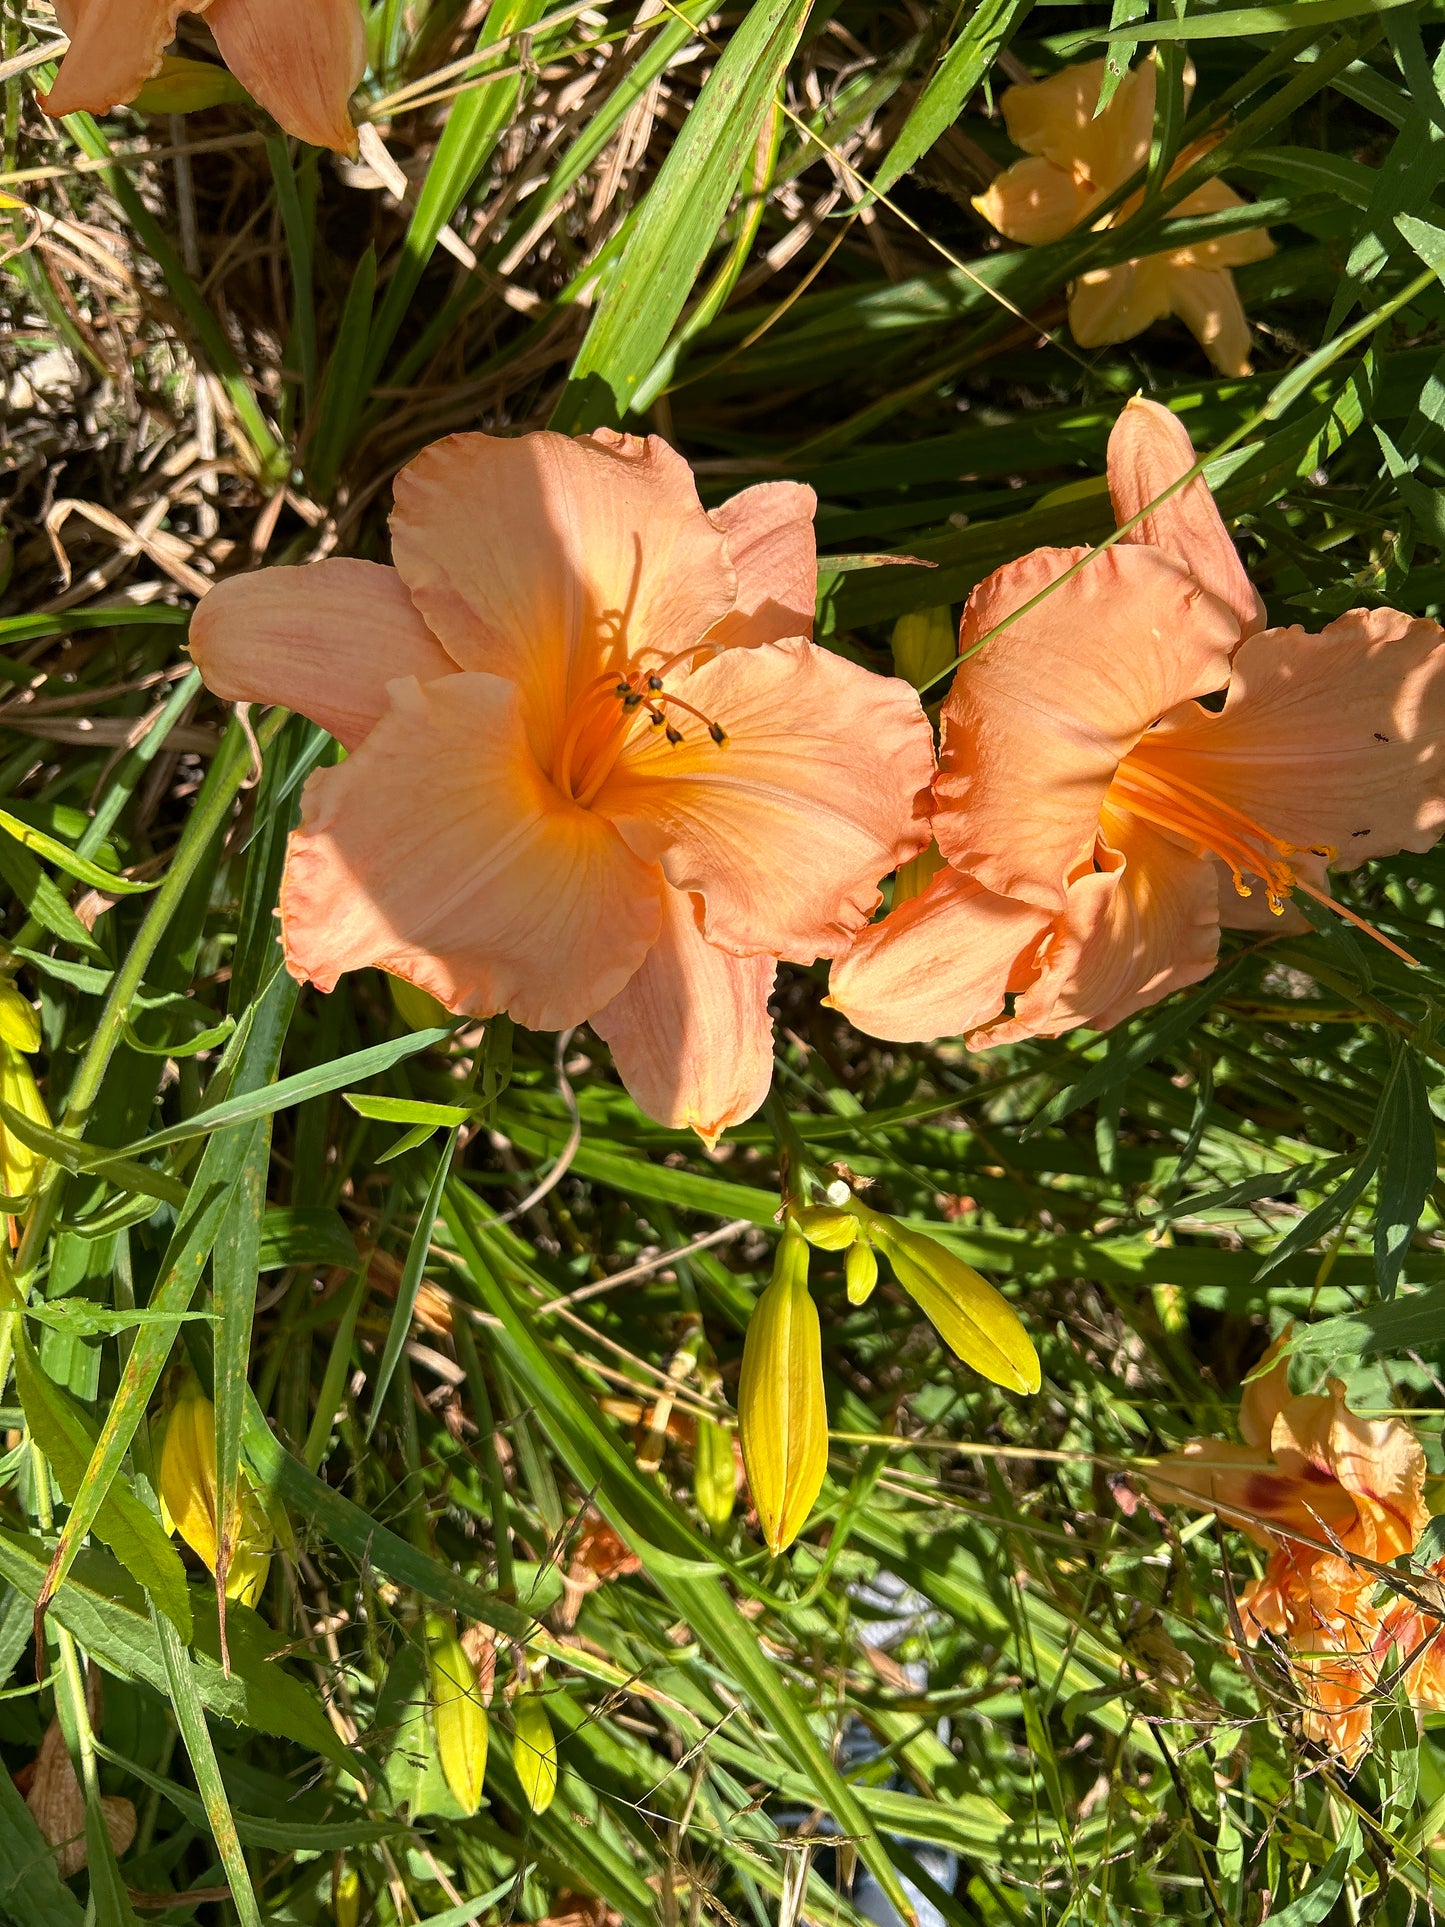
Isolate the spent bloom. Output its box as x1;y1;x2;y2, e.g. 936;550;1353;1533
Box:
974;57;1273;375
42;0;366;153
830;398;1445;1048
192;429;933;1145
1152;1333;1428;1764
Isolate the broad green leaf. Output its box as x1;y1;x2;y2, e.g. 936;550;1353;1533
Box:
0;1768;85;1927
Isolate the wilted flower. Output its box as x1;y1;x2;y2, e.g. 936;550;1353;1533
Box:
23;1714;135;1880
427;1616;488;1816
1152;1331;1428;1764
974;57;1273;374
191;430;933;1145
738;1228;828;1555
830;399;1445;1047
513;1691;558;1815
41;0;366;154
157;1377;272;1606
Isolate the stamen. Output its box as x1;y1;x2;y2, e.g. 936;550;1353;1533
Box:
665;724;684;746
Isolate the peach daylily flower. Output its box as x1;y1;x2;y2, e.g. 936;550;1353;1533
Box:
829;399;1445;1048
191;430;933;1144
973;57;1273;375
41;0;366;154
1149;1333;1427;1765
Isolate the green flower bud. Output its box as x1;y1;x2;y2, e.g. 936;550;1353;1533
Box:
694;1413;736;1533
862;1212;1039;1394
513;1692;557;1814
331;1867;361;1927
792;1204;859;1251
845;1240;879;1306
0;983;40;1055
890;606;957;690
738;1230;828;1554
388;974;451;1031
427;1616;488;1816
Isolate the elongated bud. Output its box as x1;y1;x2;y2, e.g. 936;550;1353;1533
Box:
793;1204;858;1251
331;1867;361;1927
694;1413;736;1533
134;53;250;113
738;1230;828;1554
427;1615;488;1816
890;606;957;690
513;1692;557;1814
845;1241;879;1306
0;983;40;1054
158;1379;271;1604
0;1042;48;1202
388;974;451;1031
864;1215;1039;1394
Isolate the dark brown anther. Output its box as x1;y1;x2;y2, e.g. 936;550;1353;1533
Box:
665;725;684;746
614;682;631;698
647;674;663;691
648;707;666;727
709;722;727;746
621;691;644;710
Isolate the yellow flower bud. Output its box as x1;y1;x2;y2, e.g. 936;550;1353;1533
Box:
512;1692;557;1814
738;1230;828;1554
158;1379;272;1605
331;1867;361;1927
845;1240;879;1306
0;1040;49;1203
388;974;451;1031
694;1413;736;1533
863;1215;1039;1394
427;1616;488;1816
889;606;956;690
0;983;40;1054
792;1204;858;1251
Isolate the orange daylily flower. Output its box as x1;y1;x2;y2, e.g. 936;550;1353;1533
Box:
829;398;1445;1048
41;0;366;154
191;430;933;1144
973;57;1273;375
1150;1333;1427;1765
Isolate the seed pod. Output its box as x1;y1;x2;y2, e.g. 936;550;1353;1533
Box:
845;1240;879;1306
331;1866;361;1927
889;606;956;690
738;1230;827;1554
865;1215;1039;1394
427;1616;488;1816
792;1204;858;1251
0;1042;49;1203
0;982;40;1054
513;1692;557;1814
158;1379;272;1604
693;1413;736;1533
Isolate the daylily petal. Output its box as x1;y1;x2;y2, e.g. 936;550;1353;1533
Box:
1166;262;1253;376
1238;1334;1294;1450
590;885;775;1144
999;57;1155;189
1107;396;1265;638
206;0;365;153
707;482;817;649
826;865;1051;1044
1068;256;1173;348
189;559;455;750
1168;175;1275;272
280;672;661;1031
973;156;1093;246
1270;1382;1427;1560
390;429;735;773
980;808;1220;1042
934;544;1239;911
596;637;933;961
42;0;188;117
1145;608;1445;871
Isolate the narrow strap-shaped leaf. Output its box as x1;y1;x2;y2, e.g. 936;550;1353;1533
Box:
367;1126;459;1436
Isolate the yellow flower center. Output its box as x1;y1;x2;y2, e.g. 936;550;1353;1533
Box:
551;648;728;806
1108;745;1323;914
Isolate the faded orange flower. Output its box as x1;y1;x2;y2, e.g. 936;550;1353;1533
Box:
42;0;366;153
191;430;933;1144
1151;1332;1428;1764
974;57;1273;374
829;399;1445;1047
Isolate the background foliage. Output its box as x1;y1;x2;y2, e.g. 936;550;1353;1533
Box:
6;0;1445;1921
